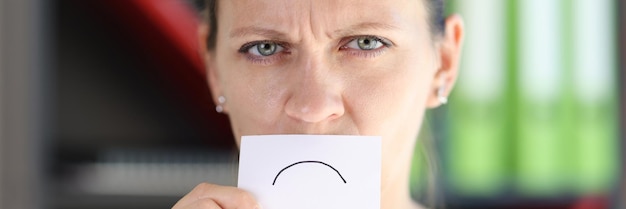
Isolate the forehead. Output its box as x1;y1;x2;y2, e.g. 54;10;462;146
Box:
217;0;428;37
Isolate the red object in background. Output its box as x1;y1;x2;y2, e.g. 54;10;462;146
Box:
572;196;608;209
95;0;234;147
121;0;205;75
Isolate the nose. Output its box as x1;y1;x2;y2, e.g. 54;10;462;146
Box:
284;54;345;124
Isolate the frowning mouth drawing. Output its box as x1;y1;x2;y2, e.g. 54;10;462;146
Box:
272;161;347;185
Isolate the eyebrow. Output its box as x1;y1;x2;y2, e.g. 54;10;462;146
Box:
229;26;289;40
331;22;401;38
229;22;400;40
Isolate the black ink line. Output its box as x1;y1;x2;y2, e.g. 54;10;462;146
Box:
272;161;347;185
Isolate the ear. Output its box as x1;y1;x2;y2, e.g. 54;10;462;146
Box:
198;23;226;112
426;14;465;108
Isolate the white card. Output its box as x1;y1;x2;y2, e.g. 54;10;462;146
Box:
238;135;381;209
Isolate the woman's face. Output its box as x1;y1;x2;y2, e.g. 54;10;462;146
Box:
203;0;461;184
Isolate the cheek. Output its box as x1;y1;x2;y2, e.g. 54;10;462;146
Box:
344;50;435;138
219;59;290;137
350;49;436;184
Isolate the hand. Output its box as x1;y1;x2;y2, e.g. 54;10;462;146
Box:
172;183;260;209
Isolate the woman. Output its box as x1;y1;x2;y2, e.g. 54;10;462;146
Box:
174;0;464;208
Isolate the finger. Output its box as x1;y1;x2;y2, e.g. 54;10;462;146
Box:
173;198;221;209
174;183;259;209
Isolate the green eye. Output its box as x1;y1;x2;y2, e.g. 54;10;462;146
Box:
345;36;386;51
357;37;381;50
240;41;285;59
256;42;277;56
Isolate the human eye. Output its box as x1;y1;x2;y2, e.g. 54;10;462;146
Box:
238;41;287;65
340;35;392;58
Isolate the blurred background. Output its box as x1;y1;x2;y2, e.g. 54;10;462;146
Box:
410;1;623;209
0;0;623;209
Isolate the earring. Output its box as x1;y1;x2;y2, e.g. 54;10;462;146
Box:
437;86;448;105
215;95;226;113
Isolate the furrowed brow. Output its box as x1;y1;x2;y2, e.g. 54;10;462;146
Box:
229;26;289;40
331;22;401;38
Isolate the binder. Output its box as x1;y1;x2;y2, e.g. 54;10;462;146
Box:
516;0;565;195
571;0;618;194
447;0;507;196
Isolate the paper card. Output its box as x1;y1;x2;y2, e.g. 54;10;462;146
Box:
238;135;381;209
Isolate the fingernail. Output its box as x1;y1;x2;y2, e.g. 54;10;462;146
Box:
254;204;263;209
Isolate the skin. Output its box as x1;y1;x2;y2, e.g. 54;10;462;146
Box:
174;0;464;208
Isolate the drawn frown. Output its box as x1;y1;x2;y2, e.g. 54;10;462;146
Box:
237;135;380;209
272;161;347;186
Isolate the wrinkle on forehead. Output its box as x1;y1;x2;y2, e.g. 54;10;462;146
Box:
224;0;309;40
222;0;423;42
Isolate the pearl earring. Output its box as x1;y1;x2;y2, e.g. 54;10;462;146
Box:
215;96;226;113
437;86;448;105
